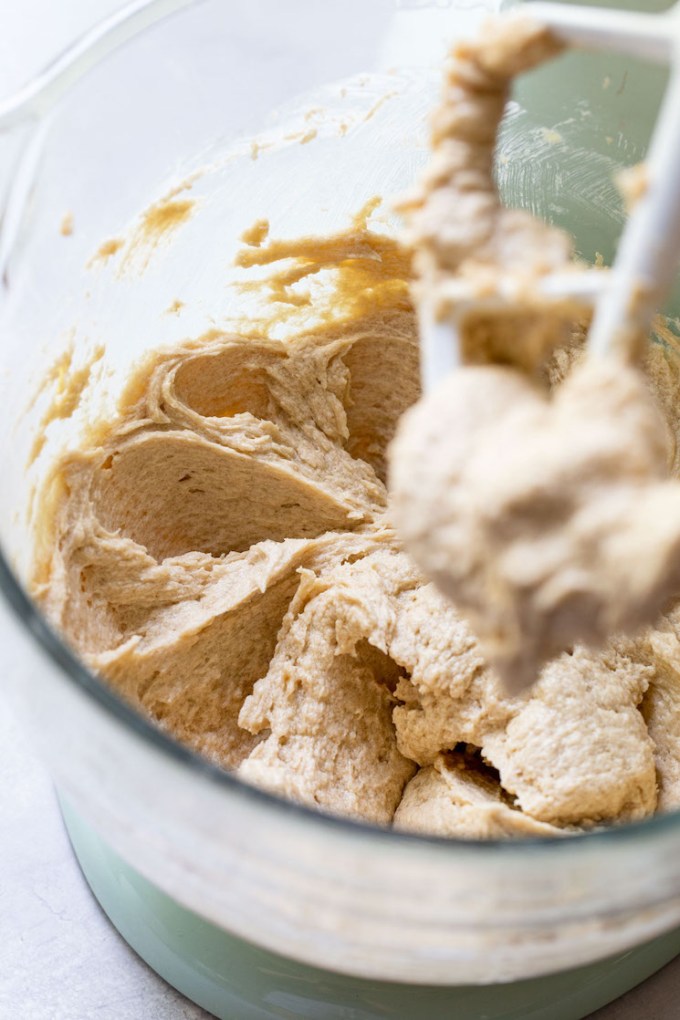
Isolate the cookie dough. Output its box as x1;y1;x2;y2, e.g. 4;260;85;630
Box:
390;358;680;695
394;15;572;372
390;14;680;693
32;202;680;838
394;754;564;839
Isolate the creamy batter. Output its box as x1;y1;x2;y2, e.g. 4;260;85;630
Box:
32;201;680;838
391;15;680;694
30;17;680;839
391;358;680;695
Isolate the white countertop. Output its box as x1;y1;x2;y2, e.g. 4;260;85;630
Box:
1;3;680;1017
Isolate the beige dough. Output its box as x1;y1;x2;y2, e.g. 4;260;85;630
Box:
390;358;680;695
394;754;564;839
32;24;680;837
391;14;680;693
32;204;680;839
394;15;574;373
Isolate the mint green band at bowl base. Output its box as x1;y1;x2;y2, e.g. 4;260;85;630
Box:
60;797;680;1020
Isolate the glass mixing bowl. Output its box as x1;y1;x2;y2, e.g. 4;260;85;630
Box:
2;0;680;997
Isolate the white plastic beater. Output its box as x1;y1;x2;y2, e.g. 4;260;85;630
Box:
420;1;680;391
